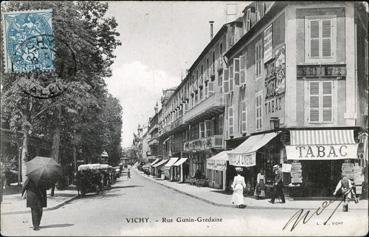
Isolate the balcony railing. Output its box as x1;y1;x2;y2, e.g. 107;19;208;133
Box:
183;134;224;152
183;92;224;124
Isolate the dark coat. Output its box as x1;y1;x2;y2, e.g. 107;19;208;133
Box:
274;170;283;186
22;178;47;208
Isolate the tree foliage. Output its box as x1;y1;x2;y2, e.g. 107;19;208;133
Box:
1;1;123;181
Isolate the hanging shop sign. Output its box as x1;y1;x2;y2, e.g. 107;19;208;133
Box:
228;153;256;167
286;144;358;160
274;46;286;95
265;45;286;97
264;45;285;116
263;25;273;63
297;64;346;79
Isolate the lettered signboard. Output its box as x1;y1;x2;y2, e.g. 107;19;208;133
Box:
286;144;358;160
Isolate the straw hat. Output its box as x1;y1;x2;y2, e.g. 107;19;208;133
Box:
273;164;279;170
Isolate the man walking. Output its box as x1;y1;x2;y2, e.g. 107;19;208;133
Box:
21;178;47;231
269;165;285;204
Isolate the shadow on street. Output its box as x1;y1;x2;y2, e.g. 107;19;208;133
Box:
111;185;143;189
40;223;74;229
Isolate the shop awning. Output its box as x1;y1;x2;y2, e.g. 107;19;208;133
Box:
207;151;228;171
150;158;160;166
286;129;358;160
152;159;168;168
173;158;188;166
164;157;179;168
228;132;280;167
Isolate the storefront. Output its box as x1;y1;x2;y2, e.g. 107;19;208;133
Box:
188;152;208;179
285;129;363;198
227;132;282;196
163;157;179;181
149;158;160;175
206;151;228;190
172;158;189;182
152;159;168;178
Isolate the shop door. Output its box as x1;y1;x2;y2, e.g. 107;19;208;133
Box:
302;161;333;197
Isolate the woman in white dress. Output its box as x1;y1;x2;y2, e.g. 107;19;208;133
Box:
231;167;246;208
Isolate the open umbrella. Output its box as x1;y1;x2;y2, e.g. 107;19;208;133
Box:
26;156;62;188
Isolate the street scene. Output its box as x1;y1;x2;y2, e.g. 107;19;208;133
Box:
1;1;368;236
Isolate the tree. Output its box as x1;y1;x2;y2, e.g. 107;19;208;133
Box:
1;1;121;182
101;94;123;166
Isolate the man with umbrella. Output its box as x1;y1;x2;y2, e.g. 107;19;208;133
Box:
21;156;62;230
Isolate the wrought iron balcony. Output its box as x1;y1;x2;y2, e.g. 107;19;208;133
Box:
183;92;224;124
183;134;224;152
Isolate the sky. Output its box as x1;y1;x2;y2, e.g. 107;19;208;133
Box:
105;1;249;148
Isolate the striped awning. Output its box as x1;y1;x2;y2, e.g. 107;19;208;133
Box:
152;159;168;168
164;157;179;168
207;151;228;171
228;132;280;167
173;158;188;166
286;129;358;160
290;130;356;145
150;158;160;166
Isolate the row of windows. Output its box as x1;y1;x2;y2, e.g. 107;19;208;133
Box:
226;80;335;137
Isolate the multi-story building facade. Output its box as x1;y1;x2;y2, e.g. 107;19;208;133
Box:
224;1;368;197
147;103;161;161
143;1;368;197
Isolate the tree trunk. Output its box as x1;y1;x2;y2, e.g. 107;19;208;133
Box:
21;128;29;184
51;105;62;163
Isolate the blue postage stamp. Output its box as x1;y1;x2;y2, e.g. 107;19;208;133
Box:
2;9;54;73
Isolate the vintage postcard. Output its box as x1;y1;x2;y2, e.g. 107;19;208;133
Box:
0;1;368;236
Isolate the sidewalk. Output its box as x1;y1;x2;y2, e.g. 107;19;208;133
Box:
136;169;368;210
1;185;79;215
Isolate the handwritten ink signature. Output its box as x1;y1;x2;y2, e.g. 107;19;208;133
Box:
282;199;344;232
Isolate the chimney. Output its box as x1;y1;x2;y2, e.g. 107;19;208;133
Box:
209;21;214;40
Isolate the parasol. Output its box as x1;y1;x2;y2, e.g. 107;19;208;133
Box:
26;156;62;188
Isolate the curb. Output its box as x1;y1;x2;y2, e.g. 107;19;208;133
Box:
2;195;79;215
136;170;368;211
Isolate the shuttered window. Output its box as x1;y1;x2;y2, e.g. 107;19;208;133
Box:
204;81;208;98
223;69;229;93
234;58;240;86
229;65;234;91
208;80;214;96
255;40;263;79
240;53;246;85
205;120;212;137
218;74;223;93
305;16;336;62
255;91;263;130
199;122;205;138
228;106;234;136
308;81;334;123
240;87;247;134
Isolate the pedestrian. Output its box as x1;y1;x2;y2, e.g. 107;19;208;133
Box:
21;178;47;231
231;167;246;208
269;165;285;204
333;175;358;212
127;168;131;179
254;169;266;200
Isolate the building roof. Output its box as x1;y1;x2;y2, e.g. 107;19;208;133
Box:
162;20;237;107
224;1;287;59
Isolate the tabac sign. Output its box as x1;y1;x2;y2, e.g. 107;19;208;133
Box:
286;144;358;160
